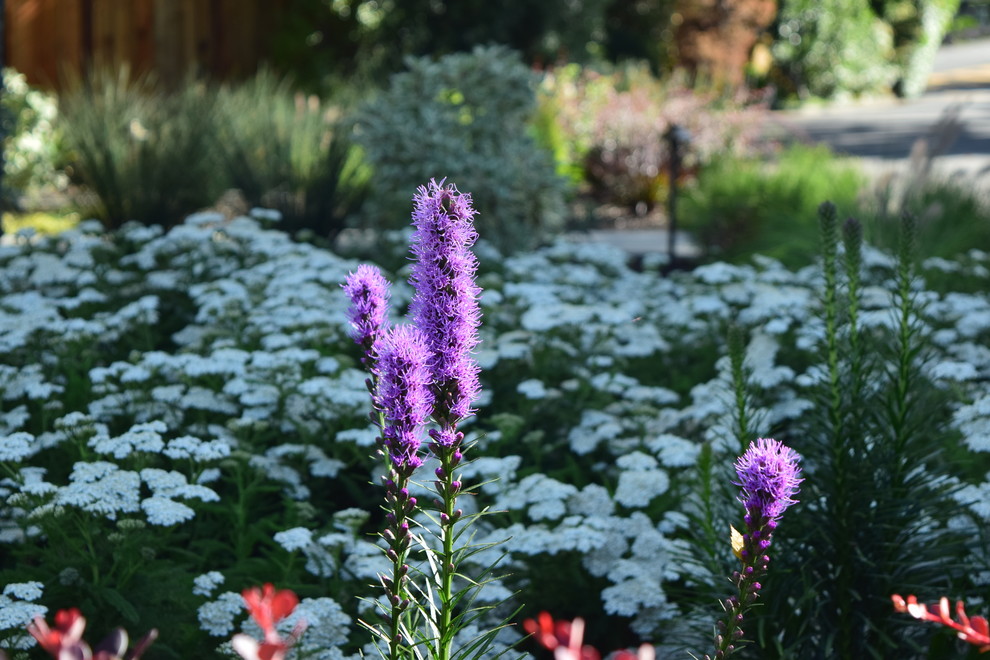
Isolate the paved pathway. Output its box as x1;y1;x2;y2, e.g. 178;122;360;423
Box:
769;38;990;189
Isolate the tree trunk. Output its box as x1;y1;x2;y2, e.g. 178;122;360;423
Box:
673;0;777;89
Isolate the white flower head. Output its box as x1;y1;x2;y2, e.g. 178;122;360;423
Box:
142;496;196;526
517;378;548;399
274;527;314;552
193;571;226;597
198;591;245;637
614;452;669;509
0;432;36;462
3;581;43;601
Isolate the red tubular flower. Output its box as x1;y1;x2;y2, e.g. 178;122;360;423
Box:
523;611;569;651
242;584;299;639
28;607;86;655
892;594;990;652
232;585;306;660
27;608;156;660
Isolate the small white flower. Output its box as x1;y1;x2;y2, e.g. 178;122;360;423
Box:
3;581;43;601
516;378;548;400
335;427;378;447
274;527;313;552
614;452;669;508
57;462;141;520
648;434;700;468
193;571;226;597
198;591;245;636
89;421;167;459
142;496;196;526
0;432;35;461
164;436;231;461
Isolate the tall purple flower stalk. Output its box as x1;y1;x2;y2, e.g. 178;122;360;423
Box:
408;178;482;430
342;179;484;660
707;438;802;660
371;325;433;656
342;264;392;363
408;179;482;660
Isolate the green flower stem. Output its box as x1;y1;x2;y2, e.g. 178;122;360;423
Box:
383;465;415;660
433;441;463;660
368;400;416;660
706;517;773;660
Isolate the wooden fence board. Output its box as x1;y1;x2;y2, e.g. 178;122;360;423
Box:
5;0;287;91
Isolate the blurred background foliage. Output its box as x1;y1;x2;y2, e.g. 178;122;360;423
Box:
265;0;964;102
3;0;988;260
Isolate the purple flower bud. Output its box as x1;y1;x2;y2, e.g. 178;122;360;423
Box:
342;264;391;358
408;179;482;423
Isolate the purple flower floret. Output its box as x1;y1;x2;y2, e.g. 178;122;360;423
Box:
734;437;803;523
408;178;482;425
373;325;434;471
342;264;391;359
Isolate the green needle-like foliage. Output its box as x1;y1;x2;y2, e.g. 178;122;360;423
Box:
752;203;971;659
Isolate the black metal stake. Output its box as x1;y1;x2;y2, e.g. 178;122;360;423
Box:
665;124;685;266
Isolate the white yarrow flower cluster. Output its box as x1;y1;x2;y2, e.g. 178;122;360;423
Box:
193;571;226;597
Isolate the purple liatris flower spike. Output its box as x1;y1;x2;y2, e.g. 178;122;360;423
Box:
342;264;391;361
705;439;802;660
408;178;482;426
373;325;433;472
734;437;803;524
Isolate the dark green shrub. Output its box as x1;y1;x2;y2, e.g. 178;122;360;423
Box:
354;45;569;253
59;69;225;229
681;144;865;267
216;70;370;242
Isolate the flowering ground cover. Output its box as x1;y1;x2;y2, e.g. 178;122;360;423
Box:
2;198;990;658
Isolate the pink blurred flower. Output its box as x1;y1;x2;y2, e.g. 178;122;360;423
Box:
892;594;990;652
522;612;654;660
